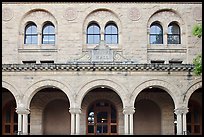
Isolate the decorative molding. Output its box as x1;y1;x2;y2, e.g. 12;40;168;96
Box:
91;10;112;20
2;7;13;21
2;63;194;72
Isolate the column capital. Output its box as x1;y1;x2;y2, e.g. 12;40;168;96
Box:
174;106;189;115
16;104;30;114
123;106;135;114
69;107;81;114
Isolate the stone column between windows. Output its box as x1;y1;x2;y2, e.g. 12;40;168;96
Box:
69;108;81;135
174;107;189;135
123;106;135;135
16;106;30;135
164;32;168;46
38;32;41;46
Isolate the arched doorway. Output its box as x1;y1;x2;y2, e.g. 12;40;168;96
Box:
2;88;18;135
187;88;202;135
81;87;123;135
87;100;117;135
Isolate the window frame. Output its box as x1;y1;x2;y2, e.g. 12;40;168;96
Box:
104;23;118;44
86;22;101;44
42;22;55;45
24;22;38;44
167;22;181;44
149;22;163;44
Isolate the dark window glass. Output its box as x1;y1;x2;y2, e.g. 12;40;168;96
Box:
24;23;38;44
87;23;100;44
97;112;108;123
168;23;181;44
151;60;165;64
105;23;118;44
97;125;108;133
169;61;182;64
42;23;55;44
111;105;116;123
194;125;200;133
40;60;54;64
6;109;11;123
5;125;10;133
88;125;94;133
111;125;117;133
150;23;163;44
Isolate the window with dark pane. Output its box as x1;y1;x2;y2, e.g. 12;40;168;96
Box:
87;23;100;44
167;22;181;44
150;22;163;44
105;23;118;44
42;22;55;44
24;22;38;44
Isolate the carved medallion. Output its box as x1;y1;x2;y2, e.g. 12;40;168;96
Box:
64;8;77;21
128;7;140;21
193;7;202;21
2;7;13;21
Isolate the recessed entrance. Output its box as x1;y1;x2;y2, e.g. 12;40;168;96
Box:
87;100;117;135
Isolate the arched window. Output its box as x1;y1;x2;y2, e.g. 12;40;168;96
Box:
24;22;37;44
87;23;100;44
149;22;163;44
168;22;181;44
105;23;118;44
42;22;55;44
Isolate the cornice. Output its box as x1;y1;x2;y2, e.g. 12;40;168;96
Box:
2;63;194;73
2;2;202;4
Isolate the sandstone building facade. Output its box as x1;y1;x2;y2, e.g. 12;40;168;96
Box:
2;2;202;135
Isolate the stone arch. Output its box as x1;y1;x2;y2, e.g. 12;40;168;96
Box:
2;81;20;106
183;79;202;107
24;79;74;109
76;79;128;108
83;8;121;33
82;8;122;48
147;8;184;27
130;79;180;109
19;8;58;34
